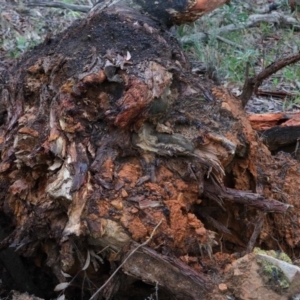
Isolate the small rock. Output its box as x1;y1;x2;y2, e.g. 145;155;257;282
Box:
130;207;139;214
219;283;228;292
221;102;232;112
121;189;128;197
291;294;300;300
256;253;300;283
234;269;243;276
111;200;123;210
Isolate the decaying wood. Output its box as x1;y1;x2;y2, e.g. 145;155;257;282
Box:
30;0;230;26
122;244;213;300
249;112;293;130
259;126;300;151
249;113;300;152
0;1;300;299
90;219;163;300
249;112;300;129
204;181;292;213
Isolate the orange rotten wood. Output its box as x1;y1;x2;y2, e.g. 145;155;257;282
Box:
249;112;300;130
171;0;230;24
91;0;230;25
192;0;230;13
249;112;300;152
249;113;287;130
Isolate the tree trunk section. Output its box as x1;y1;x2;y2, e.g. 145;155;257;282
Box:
0;2;299;300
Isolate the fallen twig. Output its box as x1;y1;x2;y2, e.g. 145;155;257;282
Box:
216;35;244;49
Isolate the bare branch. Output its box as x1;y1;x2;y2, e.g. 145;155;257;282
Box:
240;52;300;107
204;181;293;213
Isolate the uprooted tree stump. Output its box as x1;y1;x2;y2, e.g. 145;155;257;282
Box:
0;1;300;299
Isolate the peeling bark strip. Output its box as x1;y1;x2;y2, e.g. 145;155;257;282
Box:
0;1;298;299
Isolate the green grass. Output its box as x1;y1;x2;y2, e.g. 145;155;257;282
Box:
0;0;86;58
178;2;300;96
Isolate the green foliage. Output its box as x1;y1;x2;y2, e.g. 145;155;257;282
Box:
220;4;248;24
16;35;40;57
224;48;259;82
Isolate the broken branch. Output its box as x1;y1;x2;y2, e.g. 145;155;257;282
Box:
204;181;292;213
240;52;300;107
